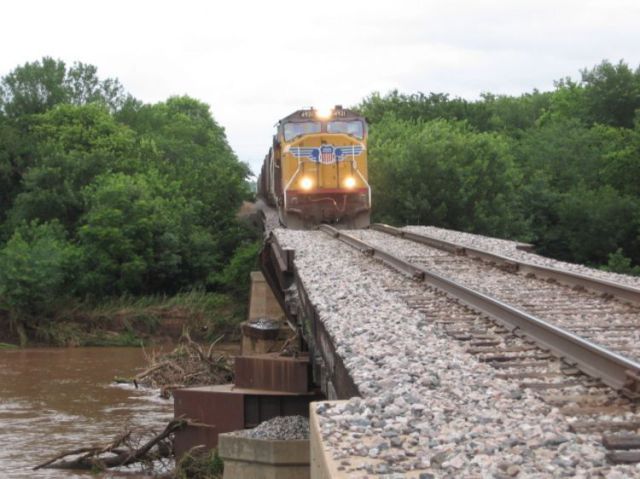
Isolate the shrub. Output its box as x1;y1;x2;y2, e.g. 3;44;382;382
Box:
0;221;79;343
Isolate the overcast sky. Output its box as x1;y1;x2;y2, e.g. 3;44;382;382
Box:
3;0;640;174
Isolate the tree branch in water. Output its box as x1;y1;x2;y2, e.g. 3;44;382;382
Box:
34;418;187;471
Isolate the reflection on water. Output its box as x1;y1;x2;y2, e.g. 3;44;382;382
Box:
0;348;174;478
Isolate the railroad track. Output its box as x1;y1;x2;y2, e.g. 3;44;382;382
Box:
319;224;640;465
347;224;640;373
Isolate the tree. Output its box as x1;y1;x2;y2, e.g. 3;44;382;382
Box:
65;62;125;110
0;57;67;116
358;89;552;137
581;60;640;128
117;96;252;255
0;116;21;226
0;57;125;117
7;103;139;231
0;59;259;341
78;171;218;296
368;115;525;237
0;221;79;344
553;186;639;266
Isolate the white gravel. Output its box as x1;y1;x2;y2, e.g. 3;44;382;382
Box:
403;225;640;290
274;227;640;478
232;415;309;440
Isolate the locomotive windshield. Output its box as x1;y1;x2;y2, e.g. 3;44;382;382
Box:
327;120;364;139
283;121;321;141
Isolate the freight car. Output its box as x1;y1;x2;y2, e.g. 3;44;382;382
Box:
258;106;371;229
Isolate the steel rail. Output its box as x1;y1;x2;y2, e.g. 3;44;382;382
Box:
319;224;640;397
371;223;640;306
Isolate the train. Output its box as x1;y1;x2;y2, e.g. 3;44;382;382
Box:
257;106;371;229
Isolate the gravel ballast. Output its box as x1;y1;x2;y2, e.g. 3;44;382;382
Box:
403;225;640;290
350;228;640;363
232;415;309;441
274;227;640;477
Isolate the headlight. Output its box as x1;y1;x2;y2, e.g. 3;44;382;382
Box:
315;108;333;119
344;176;356;189
300;177;313;190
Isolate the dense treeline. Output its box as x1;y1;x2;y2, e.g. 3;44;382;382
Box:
359;59;640;274
0;58;258;343
2;57;639;343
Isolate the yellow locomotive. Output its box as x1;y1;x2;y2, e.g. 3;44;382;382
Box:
258;106;371;229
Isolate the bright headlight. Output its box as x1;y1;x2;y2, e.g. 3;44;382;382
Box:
315;108;333;119
344;176;356;189
300;177;313;190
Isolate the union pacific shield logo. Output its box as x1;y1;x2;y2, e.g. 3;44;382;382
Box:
320;145;335;164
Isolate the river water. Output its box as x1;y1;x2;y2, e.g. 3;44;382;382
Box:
0;347;174;478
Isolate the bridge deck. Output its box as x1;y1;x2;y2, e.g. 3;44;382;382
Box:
272;228;640;477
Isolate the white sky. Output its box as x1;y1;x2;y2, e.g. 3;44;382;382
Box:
2;0;640;174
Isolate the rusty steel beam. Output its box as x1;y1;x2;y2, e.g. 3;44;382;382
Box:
259;233;297;324
293;261;360;400
234;354;311;394
371;223;640;306
321;226;640;396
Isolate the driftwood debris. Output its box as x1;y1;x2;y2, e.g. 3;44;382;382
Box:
117;331;234;396
34;418;187;471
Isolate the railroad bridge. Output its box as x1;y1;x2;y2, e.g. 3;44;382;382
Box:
179;215;640;477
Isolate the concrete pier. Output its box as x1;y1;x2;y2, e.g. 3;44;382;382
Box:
219;433;310;479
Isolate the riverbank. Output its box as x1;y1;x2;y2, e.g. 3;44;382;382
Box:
0;291;245;348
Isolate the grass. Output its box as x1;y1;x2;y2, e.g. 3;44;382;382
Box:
175;448;224;479
0;342;18;350
25;290;246;347
81;330;143;347
84;290;245;339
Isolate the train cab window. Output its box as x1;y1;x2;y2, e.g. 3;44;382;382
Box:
283;121;321;141
327;120;364;139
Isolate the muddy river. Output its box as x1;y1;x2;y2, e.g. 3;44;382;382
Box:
0;347;174;478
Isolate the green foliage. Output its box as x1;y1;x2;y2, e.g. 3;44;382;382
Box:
0;58;257;341
7;104;139;231
603;249;640;276
0;57;67;116
357;89;552;136
117;96;252;233
544;60;640;129
369;116;524;237
515;117;640;267
26;290;242;346
0;222;79;335
551;186;639;265
0;57;125;117
78;171;212;296
214;240;261;301
581;60;640;128
0;116;21;225
175;449;224;479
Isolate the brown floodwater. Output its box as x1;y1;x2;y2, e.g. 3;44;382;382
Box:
0;347;174;478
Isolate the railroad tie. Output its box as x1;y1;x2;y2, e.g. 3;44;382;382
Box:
569;420;640;434
602;433;640;464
